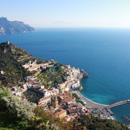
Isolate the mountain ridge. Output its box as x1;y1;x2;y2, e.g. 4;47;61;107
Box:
0;17;35;35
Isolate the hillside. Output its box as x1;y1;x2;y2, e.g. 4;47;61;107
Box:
0;17;35;35
0;41;46;87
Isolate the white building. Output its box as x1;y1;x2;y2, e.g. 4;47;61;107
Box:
71;82;80;89
0;71;4;75
44;88;59;98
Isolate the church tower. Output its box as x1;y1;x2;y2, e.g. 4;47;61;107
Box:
51;97;59;108
6;41;10;45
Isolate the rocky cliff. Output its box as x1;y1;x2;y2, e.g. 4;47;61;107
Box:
81;69;89;77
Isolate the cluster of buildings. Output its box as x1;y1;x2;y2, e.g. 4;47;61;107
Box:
10;59;116;122
38;90;90;121
18;71;90;121
58;65;84;93
23;59;55;72
65;65;81;80
22;59;84;94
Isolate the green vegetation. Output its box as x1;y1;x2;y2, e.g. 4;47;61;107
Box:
0;43;30;86
0;112;33;130
74;114;129;130
0;86;73;130
0;42;46;87
24;90;43;103
72;93;85;106
37;64;67;89
72;93;80;100
34;106;73;130
0;85;34;130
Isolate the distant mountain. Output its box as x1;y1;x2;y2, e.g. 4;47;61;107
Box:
0;17;35;35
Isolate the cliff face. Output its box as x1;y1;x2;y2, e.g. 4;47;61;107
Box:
0;17;35;35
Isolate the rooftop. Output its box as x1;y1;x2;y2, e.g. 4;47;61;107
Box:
55;109;66;118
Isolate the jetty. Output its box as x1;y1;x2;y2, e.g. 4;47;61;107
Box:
124;116;130;123
108;100;130;108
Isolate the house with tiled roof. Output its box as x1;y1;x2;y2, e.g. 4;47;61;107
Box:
55;109;67;119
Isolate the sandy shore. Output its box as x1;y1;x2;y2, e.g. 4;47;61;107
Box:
72;91;109;109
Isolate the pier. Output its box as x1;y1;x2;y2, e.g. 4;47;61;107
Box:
108;100;130;108
124;116;130;123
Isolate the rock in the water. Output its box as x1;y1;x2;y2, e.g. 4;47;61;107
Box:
81;69;88;78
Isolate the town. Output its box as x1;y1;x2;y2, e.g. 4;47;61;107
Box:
9;57;116;122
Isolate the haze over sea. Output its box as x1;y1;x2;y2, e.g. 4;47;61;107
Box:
1;28;130;124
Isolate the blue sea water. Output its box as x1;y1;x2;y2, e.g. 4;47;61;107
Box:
1;28;130;124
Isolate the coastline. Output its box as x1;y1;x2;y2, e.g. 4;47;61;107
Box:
72;90;109;109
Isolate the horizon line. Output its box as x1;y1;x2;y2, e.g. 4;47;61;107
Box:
34;27;130;29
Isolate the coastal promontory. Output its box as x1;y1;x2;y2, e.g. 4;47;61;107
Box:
0;17;35;35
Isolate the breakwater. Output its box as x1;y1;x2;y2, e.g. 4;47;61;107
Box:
108;100;130;108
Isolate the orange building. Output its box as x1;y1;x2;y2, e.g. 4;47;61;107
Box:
55;109;67;118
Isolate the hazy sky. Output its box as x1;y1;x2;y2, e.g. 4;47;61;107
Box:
1;0;130;28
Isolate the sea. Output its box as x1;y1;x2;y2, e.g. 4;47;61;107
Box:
1;28;130;124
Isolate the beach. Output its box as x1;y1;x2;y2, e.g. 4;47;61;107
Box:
73;91;109;109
